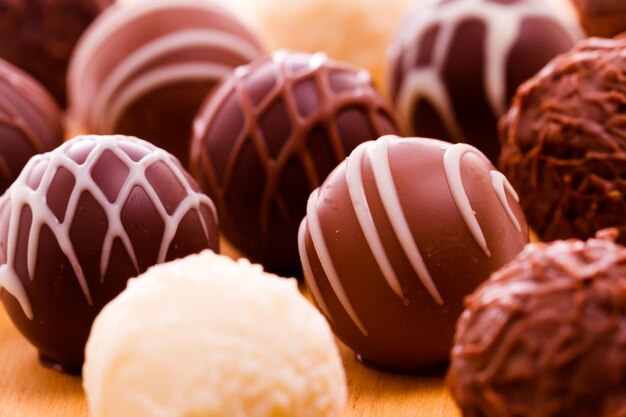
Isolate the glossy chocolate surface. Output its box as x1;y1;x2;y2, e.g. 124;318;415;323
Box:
0;135;219;373
572;0;626;37
0;58;64;193
500;37;626;244
388;0;577;162
190;51;398;275
68;0;263;167
0;0;112;107
299;136;528;371
448;229;626;417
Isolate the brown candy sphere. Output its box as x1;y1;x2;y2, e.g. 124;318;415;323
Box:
0;58;64;194
68;0;263;167
298;136;528;372
572;0;626;37
388;0;578;162
448;229;626;417
0;0;113;107
0;135;219;373
500;37;626;245
190;51;398;275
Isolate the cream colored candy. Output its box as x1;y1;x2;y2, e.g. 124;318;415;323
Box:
83;250;346;417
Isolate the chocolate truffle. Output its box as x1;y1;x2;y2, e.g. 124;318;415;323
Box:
0;58;64;194
84;251;346;417
500;37;626;245
298;135;529;371
67;0;263;167
0;0;113;107
0;135;219;373
388;0;578;163
190;51;398;275
572;0;626;37
447;229;626;417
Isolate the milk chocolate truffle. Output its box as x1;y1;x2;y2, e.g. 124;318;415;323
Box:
572;0;626;37
500;37;626;245
388;0;578;163
0;135;219;373
448;229;626;417
298;135;528;371
68;0;263;167
0;0;113;107
190;51;398;275
0;59;64;193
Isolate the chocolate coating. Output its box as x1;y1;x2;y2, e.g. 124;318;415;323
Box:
448;229;626;417
0;135;219;373
298;136;528;371
0;0;112;107
388;0;577;163
190;51;398;275
68;0;263;167
572;0;626;37
0;59;64;194
500;37;626;245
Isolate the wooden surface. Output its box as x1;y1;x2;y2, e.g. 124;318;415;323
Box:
0;291;460;417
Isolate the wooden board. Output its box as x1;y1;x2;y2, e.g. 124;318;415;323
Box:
0;290;460;417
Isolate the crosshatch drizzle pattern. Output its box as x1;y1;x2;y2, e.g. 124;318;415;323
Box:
0;135;218;319
191;51;398;272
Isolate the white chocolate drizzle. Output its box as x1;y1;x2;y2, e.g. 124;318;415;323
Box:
391;0;579;137
443;143;491;256
300;136;524;336
0;135;217;320
491;170;522;233
304;188;368;335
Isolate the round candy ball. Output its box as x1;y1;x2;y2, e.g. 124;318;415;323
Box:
0;58;64;193
0;0;113;107
0;135;219;373
84;251;346;417
227;0;414;87
388;0;578;163
571;0;626;37
298;135;529;371
68;0;264;167
448;229;626;417
190;50;398;275
500;37;626;245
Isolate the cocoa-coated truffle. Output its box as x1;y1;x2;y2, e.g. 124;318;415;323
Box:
0;135;219;374
0;0;113;107
448;229;626;417
68;0;263;167
190;51;398;275
388;0;578;162
298;135;528;371
500;37;626;245
0;58;64;194
572;0;626;37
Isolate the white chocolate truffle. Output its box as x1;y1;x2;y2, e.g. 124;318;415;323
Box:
83;251;346;417
229;0;413;86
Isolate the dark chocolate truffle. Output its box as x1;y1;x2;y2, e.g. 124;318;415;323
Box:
298;135;528;371
448;229;626;417
572;0;626;37
388;0;578;163
67;0;264;167
0;58;64;194
0;135;219;373
190;51;398;275
0;0;113;107
500;37;626;245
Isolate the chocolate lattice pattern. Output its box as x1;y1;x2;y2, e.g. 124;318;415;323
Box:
191;51;397;271
0;135;217;319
